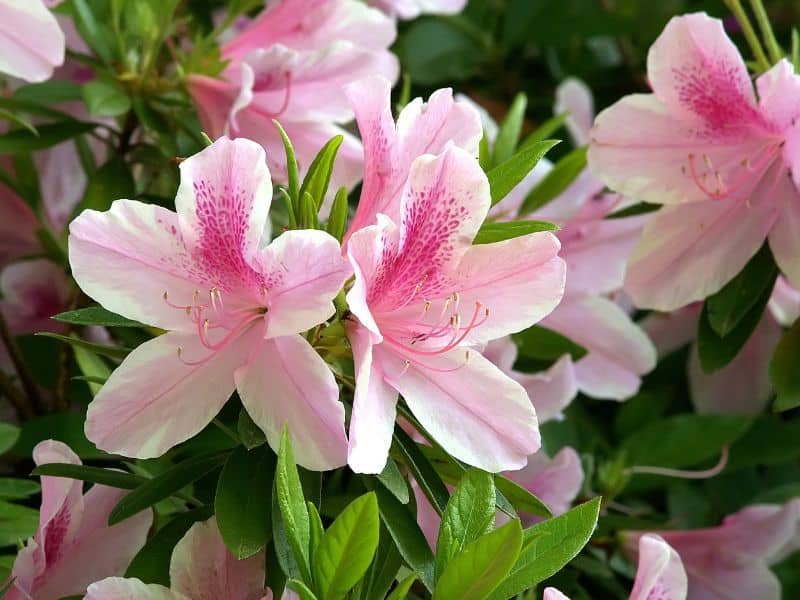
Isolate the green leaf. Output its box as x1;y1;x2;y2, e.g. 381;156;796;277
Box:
276;427;311;582
0;121;96;154
36;332;130;360
753;483;800;504
376;457;410;504
728;416;800;468
82;80;131;117
360;524;403;600
313;492;380;600
287;579;319;600
109;453;226;524
606;202;660;219
0;501;39;547
53;306;142;328
435;469;496;580
488;140;559;206
14;81;83;105
326;186;349;242
706;245;778;337
73;343;111;395
434;519;523;600
299;135;343;211
393;426;449;516
473;220;558;244
514;326;587;362
80;156;136;213
0;576;15;600
519;113;568;150
274;120;300;205
14;413;107;460
237;409;267;449
387;574;417;600
488;498;601;599
0;424;20;456
620;414;752;470
216;445;276;559
395;19;483;86
494;474;551;519
125;506;214;584
0;108;36;135
299;190;318;230
32;463;145;489
492;93;527;167
308;501;324;556
365;479;435;592
71;0;114;63
770;319;800;412
0;478;40;500
520;146;588;214
697;280;773;373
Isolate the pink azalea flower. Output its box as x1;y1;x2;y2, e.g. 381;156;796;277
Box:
622;499;800;600
85;516;270;600
342;76;483;245
0;0;65;82
188;0;398;196
68;137;351;470
589;12;800;311
368;0;466;19
5;440;152;600
546;533;688;600
344;85;566;472
0;259;71;336
0;184;39;268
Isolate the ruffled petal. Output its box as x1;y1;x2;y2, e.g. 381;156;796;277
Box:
513;355;578;423
629;534;688;600
506;447;583;517
554;78;594;147
85;578;182;600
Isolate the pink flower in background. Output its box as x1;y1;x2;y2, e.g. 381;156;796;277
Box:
546;534;688;600
345;131;565;473
85;517;270;600
368;0;466;19
69;137;350;470
5;440;152;600
0;259;71;335
0;0;65;82
0;185;39;268
643;277;799;415
589;12;800;311
188;0;398;196
343;76;482;245
623;499;800;600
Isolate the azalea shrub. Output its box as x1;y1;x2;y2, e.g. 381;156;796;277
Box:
1;0;800;599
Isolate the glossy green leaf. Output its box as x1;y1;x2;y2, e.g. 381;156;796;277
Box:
14;413;107;460
313;492;380;600
770;320;800;412
299;135;343;211
520;146;588;214
0;121;96;154
0;424;20;456
82;80;131;117
488;140;558;206
36;332;130;360
376;457;410;504
0;501;39;547
276;427;311;582
273;120;300;204
514;325;588;361
237;409;267;449
215;445;275;559
519;113;568;150
33;463;145;489
109;453;226;524
474;220;558;244
434;519;523;600
386;574;417;600
326;186;349;242
492;93;527;166
435;469;495;580
393;426;449;515
53;306;142;328
308;501;324;556
0;478;40;500
287;579;319;600
488;497;601;599
80;156;136;213
494;474;551;519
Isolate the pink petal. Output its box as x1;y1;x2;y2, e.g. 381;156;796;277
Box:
543;296;656;400
170;518;266;600
69;200;206;332
345;219;394;339
32;440;83;551
768;276;800;326
0;0;65;82
378;345;539;472
85;578;180;600
0;259;71;335
369;0;466;19
624;194;781;311
346;321;398;474
506;447;584;518
717;501;800;563
769;183;800;291
451;232;566;344
234;335;347;471
411;480;440;549
0;184;40;268
512;355;578;424
629;534;687;600
640;305;701;358
187;75;238;139
35;140;90;233
85;328;258;458
175;137;272;274
689;313;780;415
756;60;800;132
554;78;594;147
259;230;350;339
481;337;518;373
543;587;571;600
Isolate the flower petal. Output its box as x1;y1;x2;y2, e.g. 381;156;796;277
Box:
32;440;83;552
756;60;800;132
235;335;347;471
629;534;687;600
769;183;800;291
85;578;181;600
69;199;203;332
512;355;578;424
554;78;594;147
0;259;71;335
345;321;398;474
379;346;539;472
543;588;570;600
0;0;65;83
85;328;257;458
640;305;701;358
768;276;800;326
260;230;350;339
507;447;583;518
170;518;266;600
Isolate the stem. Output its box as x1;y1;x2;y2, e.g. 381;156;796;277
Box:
749;0;783;64
0;369;35;420
0;312;45;416
625;446;729;480
725;0;771;72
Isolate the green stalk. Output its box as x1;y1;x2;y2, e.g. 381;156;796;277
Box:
749;0;784;65
724;0;771;72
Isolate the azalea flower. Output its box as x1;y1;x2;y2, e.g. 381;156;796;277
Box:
622;499;800;600
368;0;466;19
589;12;800;311
85;516;269;600
0;259;71;336
68;137;350;470
545;533;688;600
188;0;398;197
4;440;152;600
343;80;565;474
0;0;65;82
